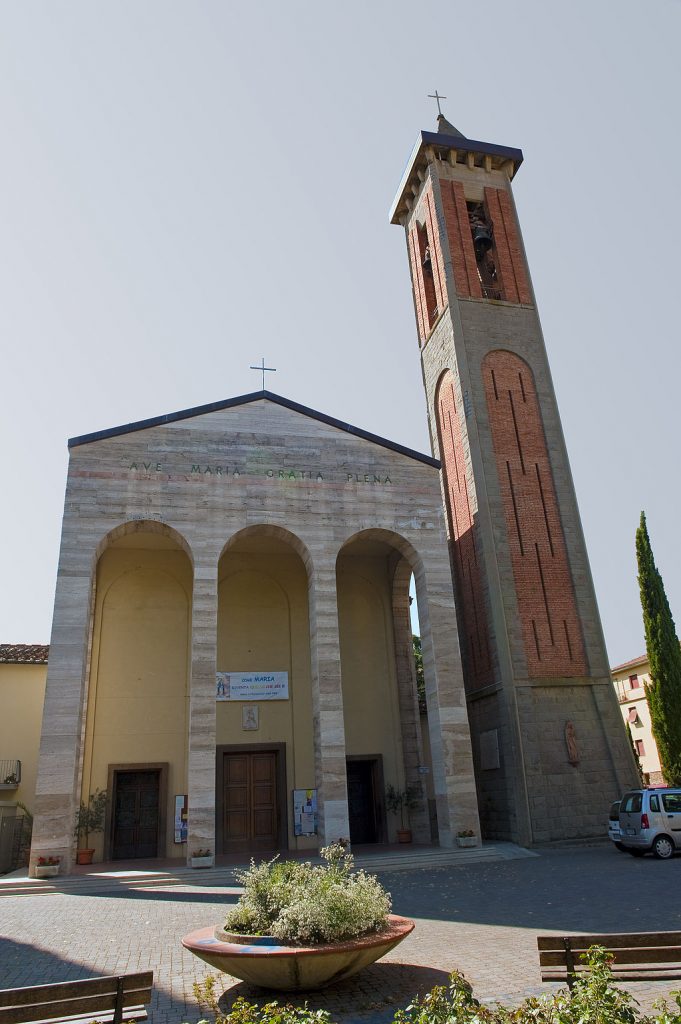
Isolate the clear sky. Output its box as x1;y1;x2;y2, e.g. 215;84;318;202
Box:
1;0;679;667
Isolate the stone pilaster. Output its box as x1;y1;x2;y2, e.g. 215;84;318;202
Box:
415;560;481;847
391;560;430;842
30;544;94;874
308;562;350;844
187;563;218;860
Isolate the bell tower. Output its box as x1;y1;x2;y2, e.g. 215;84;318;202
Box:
391;114;637;843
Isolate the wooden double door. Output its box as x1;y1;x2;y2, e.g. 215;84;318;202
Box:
220;747;284;854
111;768;162;860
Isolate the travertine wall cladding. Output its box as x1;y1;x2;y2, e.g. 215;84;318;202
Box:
31;396;481;870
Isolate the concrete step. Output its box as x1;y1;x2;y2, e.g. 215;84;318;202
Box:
0;842;534;898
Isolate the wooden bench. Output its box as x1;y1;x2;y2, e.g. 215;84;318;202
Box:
0;971;153;1024
538;932;681;990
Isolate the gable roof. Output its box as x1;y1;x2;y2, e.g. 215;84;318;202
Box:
68;390;440;469
0;644;49;664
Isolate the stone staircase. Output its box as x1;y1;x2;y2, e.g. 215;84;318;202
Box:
0;841;535;898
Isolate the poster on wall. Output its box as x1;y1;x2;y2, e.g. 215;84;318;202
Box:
293;789;318;836
216;671;289;701
174;794;188;843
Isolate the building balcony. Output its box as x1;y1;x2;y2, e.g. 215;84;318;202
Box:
0;760;21;789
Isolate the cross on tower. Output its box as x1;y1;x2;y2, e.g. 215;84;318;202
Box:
428;90;447;116
249;357;276;390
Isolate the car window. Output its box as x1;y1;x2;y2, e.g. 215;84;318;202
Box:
649;795;660;812
662;793;681;813
621;793;642;813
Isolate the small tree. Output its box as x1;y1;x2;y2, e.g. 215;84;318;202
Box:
385;784;421;830
635;511;681;785
412;634;425;708
74;789;108;849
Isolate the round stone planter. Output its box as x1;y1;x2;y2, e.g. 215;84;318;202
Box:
182;914;415;991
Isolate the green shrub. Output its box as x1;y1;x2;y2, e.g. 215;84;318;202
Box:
222;842;391;945
184;951;681;1024
188;976;333;1024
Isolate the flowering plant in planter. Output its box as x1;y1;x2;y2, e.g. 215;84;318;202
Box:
222;842;391;945
37;856;60;866
456;830;475;838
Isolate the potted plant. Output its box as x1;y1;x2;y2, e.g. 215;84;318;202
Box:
456;829;478;848
190;848;214;868
73;789;107;865
34;856;60;879
182;842;414;990
385;783;420;843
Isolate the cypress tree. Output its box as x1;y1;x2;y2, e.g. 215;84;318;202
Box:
635;511;681;785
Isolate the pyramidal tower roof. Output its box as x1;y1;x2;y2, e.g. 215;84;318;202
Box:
389;113;523;225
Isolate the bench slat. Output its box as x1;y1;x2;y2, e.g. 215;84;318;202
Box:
0;1006;147;1024
538;932;681;951
542;968;681;982
0;974;152;1010
0;993;148;1024
540;947;681;967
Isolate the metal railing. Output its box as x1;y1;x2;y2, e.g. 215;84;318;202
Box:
0;760;21;787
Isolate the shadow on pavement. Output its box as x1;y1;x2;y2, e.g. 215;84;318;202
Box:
216;963;450;1024
377;846;681;934
0;936;104;988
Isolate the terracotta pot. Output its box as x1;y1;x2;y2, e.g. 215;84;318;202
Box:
76;848;95;865
182;913;415;991
396;828;412;844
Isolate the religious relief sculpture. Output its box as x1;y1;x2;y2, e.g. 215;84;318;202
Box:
565;720;580;766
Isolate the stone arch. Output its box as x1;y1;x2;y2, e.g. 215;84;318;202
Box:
219;524;313;579
93;518;194;570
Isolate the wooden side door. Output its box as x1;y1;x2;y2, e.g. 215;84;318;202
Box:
112;770;160;859
222;751;278;853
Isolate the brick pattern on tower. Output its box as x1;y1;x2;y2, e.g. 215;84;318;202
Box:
482;350;587;677
436;370;493;690
439;180;481;299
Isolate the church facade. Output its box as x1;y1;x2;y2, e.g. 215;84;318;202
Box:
30;394;480;870
29;116;637;872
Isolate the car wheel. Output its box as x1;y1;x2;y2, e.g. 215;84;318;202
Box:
628;848;646;857
653;835;675;860
614;842;627;852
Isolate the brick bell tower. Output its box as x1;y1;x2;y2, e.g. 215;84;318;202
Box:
390;113;638;844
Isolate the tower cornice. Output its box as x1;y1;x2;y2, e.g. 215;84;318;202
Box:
389;128;523;225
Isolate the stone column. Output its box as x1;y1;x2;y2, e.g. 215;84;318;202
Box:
415;560;481;847
187;562;218;860
308;561;350;845
30;539;94;874
391;560;431;842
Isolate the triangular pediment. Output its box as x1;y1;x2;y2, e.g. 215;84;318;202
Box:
68;390;439;469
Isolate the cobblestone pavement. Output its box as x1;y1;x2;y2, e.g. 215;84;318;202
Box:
1;846;680;1023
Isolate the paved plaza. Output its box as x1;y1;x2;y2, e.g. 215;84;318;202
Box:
1;845;680;1023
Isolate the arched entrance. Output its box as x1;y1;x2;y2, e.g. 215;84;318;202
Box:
216;526;314;854
83;521;193;862
336;531;430;845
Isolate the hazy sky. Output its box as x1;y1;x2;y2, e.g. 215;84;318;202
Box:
1;1;679;667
